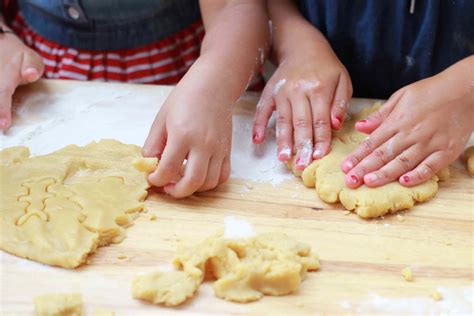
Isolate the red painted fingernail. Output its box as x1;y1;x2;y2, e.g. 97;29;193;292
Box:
402;175;410;183
335;115;343;123
252;132;259;142
358;119;367;124
350;175;358;184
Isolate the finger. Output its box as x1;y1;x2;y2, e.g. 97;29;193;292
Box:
196;156;222;192
143;116;166;158
355;90;403;134
309;89;333;160
346;135;412;186
219;157;231;184
0;56;21;130
399;151;447;187
361;144;427;187
252;82;276;144
291;94;313;170
148;138;188;187
341;127;396;175
20;50;44;85
275;97;293;163
164;151;209;198
0;87;14;130
330;74;352;130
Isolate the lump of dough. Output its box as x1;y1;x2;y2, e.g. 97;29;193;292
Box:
463;146;474;175
295;103;443;218
34;293;83;316
92;308;115;316
132;270;200;306
132;232;319;306
0;140;154;268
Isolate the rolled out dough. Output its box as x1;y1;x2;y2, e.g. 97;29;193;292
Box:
290;104;446;218
0;140;157;268
132;232;319;306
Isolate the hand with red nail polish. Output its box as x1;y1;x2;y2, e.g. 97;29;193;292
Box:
251;0;352;169
0;20;44;130
341;55;474;189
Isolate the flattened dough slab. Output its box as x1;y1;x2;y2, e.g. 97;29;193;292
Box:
291;104;445;218
0;139;156;268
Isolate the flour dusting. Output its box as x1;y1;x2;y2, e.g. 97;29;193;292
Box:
224;216;255;239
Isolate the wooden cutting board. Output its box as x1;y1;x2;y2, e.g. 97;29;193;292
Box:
1;80;472;315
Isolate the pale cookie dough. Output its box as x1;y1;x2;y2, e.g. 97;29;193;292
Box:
463;146;474;175
92;309;115;316
0;140;157;268
132;232;319;306
34;293;84;316
291;103;448;218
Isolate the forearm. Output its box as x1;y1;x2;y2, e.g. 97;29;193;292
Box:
179;0;269;106
268;0;331;63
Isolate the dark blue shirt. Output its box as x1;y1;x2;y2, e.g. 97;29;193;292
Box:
297;0;474;99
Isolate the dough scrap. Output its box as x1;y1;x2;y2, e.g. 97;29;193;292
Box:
291;103;447;218
463;146;474;175
0;140;156;268
132;232;319;306
34;293;84;316
92;308;115;316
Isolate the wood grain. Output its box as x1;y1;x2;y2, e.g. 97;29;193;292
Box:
1;80;472;315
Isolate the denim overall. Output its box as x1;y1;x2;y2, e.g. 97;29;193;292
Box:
8;0;201;51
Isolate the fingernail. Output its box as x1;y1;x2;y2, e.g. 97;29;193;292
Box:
24;67;39;82
164;183;175;194
313;146;323;159
358;119;368;124
402;175;410;183
344;160;354;171
252;132;259;142
365;173;378;182
350;174;359;184
278;146;291;162
0;119;7;129
335;115;343;123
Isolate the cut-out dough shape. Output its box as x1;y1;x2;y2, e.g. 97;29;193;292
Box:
0;140;157;268
132;232;319;306
288;103;448;218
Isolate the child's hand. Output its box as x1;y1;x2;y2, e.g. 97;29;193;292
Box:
143;82;232;198
0;27;44;130
342;56;474;188
252;44;352;170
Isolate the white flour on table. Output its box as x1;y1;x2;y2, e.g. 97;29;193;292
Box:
1;82;293;186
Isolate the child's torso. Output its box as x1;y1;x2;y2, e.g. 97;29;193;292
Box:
297;0;474;99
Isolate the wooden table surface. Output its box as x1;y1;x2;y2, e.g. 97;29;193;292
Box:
1;80;473;315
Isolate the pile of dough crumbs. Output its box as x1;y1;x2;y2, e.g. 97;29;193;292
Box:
132;231;320;306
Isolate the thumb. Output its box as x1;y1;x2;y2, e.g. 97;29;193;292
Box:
19;49;44;85
355;90;403;134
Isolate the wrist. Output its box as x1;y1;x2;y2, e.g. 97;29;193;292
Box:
274;23;333;64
